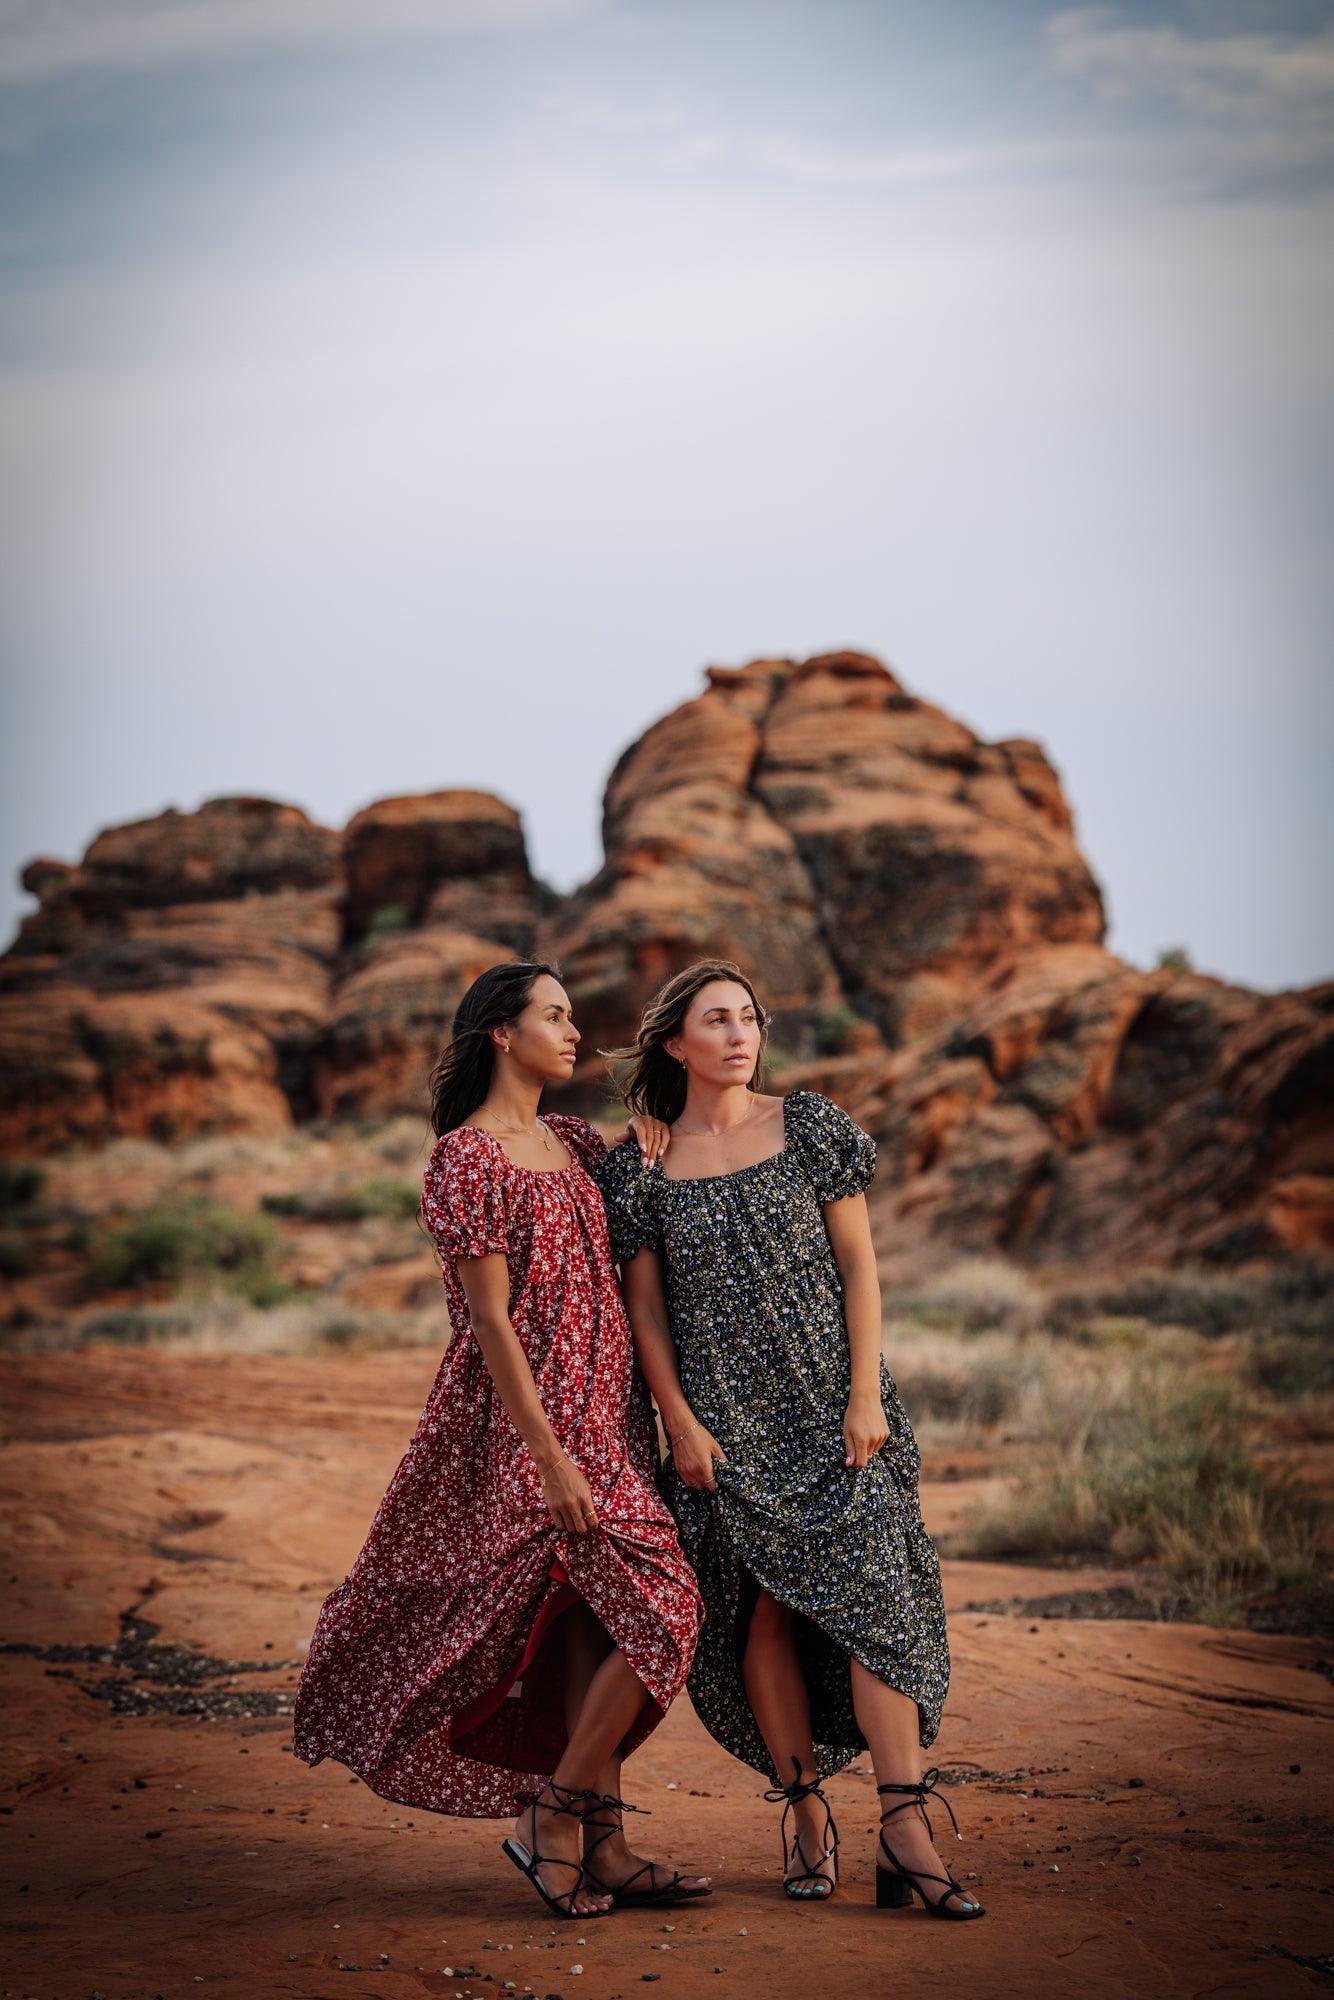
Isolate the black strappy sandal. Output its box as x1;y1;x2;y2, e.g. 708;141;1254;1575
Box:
581;1790;714;1909
501;1779;610;1921
764;1755;840;1902
876;1766;985;1919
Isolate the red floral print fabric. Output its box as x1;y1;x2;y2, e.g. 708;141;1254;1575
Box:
291;1112;703;1817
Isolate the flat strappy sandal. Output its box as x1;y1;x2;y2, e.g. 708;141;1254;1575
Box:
764;1755;840;1902
582;1790;714;1908
501;1780;610;1921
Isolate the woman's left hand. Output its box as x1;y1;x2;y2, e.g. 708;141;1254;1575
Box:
843;1390;890;1470
627;1113;671;1164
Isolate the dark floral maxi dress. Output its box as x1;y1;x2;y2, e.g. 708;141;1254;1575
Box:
291;1113;703;1817
593;1088;950;1782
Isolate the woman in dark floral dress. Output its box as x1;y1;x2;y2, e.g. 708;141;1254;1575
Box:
596;959;983;1920
292;961;709;1920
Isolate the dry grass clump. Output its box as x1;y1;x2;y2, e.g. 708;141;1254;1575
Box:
76;1292;442;1355
886;1257;1043;1334
888;1325;1056;1437
957;1361;1329;1629
1047;1258;1333;1342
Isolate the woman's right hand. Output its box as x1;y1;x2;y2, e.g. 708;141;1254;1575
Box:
537;1451;600;1534
671;1421;727;1492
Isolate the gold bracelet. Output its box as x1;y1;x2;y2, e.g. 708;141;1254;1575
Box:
668;1418;700;1443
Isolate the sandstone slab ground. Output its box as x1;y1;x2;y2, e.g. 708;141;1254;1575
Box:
3;1349;1331;2000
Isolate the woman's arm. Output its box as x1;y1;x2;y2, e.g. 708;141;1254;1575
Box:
621;1247;726;1491
456;1253;600;1533
823;1191;890;1470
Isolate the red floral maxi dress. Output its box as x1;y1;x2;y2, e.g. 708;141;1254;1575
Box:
291;1114;703;1818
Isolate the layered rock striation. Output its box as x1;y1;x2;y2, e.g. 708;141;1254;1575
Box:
3;653;1329;1272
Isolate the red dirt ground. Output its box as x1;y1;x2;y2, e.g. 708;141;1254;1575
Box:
3;1348;1331;2000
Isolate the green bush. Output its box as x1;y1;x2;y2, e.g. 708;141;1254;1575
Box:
261;1177;420;1224
88;1202;286;1305
364;903;411;942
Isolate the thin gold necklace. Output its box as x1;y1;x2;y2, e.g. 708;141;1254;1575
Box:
479;1108;554;1151
674;1093;759;1139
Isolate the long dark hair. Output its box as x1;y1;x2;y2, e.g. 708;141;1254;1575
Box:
428;959;564;1137
601;958;771;1123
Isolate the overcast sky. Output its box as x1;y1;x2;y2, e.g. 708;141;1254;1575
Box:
2;0;1331;992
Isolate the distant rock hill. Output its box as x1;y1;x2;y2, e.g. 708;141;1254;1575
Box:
2;651;1329;1274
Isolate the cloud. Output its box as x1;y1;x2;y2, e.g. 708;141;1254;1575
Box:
0;0;606;85
1045;5;1334;193
745;135;1062;188
1047;5;1334;117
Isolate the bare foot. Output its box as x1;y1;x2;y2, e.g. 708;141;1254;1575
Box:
511;1789;612;1918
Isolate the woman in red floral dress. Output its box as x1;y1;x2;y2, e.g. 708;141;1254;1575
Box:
292;961;709;1920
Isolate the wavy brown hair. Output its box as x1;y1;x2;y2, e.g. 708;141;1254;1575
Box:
601;958;771;1123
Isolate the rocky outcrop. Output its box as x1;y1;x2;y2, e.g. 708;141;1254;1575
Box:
542;652;1105;1054
832;945;1333;1276
341;791;537;948
2;654;1328;1275
542;659;846;1055
0;793;539;1148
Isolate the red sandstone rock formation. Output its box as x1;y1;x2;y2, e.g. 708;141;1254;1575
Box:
0;793;540;1147
2;656;1329;1272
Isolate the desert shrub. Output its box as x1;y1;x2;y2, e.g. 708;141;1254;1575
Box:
959;1363;1327;1625
83;1304;203;1346
1246;1334;1334;1402
87;1202;287;1305
0;1232;34;1278
261;1177;421;1224
363;903;410;942
813;1005;861;1056
1049;1269;1248;1339
1256;1258;1334;1341
892;1346;1032;1430
0;1159;44;1212
888;1258;1042;1335
1049;1259;1334;1342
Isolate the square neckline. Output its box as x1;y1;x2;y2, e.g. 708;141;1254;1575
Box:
463;1117;577;1178
656;1094;791;1186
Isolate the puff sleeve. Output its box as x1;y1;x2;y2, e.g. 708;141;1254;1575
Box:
786;1089;877;1203
421;1128;510;1261
592;1137;662;1263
